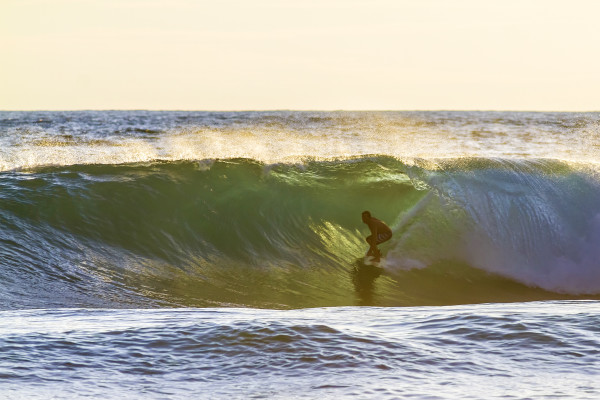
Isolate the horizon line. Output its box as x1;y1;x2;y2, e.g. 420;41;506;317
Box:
1;109;598;113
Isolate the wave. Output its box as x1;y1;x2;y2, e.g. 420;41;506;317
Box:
1;157;599;309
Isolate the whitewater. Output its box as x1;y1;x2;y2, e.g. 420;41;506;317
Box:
1;111;599;399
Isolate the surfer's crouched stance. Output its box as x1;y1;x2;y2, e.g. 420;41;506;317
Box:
362;210;392;261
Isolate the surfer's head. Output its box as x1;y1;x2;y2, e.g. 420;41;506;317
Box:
362;210;371;223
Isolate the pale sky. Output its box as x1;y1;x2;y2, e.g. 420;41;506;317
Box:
2;0;599;111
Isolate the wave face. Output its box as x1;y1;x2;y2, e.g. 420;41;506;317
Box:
1;155;600;309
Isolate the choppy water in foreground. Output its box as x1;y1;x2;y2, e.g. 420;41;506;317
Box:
1;111;599;398
1;302;599;399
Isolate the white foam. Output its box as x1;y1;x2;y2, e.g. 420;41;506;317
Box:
386;163;600;294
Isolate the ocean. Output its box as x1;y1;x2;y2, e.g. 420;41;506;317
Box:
0;110;599;399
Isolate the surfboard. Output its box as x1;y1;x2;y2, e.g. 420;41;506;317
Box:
363;254;383;268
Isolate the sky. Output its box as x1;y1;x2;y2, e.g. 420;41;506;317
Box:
2;0;599;111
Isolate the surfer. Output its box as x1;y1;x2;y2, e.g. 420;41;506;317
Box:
362;211;392;261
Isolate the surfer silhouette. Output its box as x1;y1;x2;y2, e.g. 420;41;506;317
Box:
362;211;392;262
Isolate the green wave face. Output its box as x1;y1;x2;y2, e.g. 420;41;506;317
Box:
1;157;599;309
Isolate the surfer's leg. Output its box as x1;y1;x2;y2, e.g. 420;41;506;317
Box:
370;248;381;262
368;233;390;261
365;235;378;256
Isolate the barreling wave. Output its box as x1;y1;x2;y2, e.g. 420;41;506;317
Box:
1;156;599;309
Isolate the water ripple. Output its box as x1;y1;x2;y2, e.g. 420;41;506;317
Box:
0;301;599;399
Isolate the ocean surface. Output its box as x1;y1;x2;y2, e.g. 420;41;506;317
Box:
1;110;599;398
